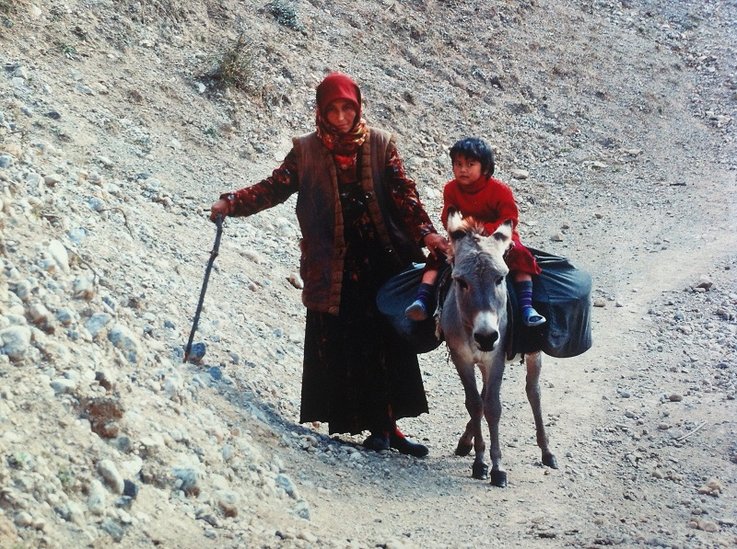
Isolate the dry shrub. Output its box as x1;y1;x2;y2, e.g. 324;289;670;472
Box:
205;34;254;93
0;0;22;24
122;0;189;25
0;0;17;14
265;0;303;32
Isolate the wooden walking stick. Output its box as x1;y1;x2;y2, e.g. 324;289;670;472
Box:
184;215;224;363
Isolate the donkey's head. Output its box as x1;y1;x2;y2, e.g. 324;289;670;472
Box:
446;210;513;352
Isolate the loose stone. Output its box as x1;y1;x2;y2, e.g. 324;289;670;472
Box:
98;459;125;494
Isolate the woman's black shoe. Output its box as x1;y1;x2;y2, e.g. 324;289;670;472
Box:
363;432;390;452
389;432;429;457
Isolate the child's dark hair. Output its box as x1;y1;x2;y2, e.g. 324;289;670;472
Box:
449;137;495;176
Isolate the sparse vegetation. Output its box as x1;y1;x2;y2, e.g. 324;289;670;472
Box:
204;34;254;93
121;0;188;25
56;468;74;491
7;451;31;469
266;0;303;31
0;0;20;27
58;42;78;60
0;0;16;13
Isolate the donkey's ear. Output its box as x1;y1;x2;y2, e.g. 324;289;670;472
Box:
492;220;513;244
446;209;464;233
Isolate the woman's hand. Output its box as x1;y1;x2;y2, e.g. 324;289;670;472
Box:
423;232;450;259
210;198;231;222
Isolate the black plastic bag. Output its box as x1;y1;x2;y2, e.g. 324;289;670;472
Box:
506;248;593;359
376;263;442;354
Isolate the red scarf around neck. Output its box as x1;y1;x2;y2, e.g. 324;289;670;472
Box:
315;110;368;170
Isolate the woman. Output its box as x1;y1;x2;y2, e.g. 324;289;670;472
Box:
210;72;449;456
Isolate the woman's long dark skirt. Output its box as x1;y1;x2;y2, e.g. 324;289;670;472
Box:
299;297;428;435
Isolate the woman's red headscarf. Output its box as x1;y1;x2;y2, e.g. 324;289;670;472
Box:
315;72;368;170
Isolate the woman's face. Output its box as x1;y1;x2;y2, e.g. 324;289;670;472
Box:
324;99;357;134
452;154;483;187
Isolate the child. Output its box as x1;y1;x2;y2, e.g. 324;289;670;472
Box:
405;137;546;327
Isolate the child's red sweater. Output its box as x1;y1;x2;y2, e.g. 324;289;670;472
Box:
441;175;541;276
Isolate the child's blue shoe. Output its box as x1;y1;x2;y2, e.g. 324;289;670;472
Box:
405;298;429;321
522;307;546;327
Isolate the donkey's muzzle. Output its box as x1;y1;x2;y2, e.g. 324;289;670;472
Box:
474;331;499;352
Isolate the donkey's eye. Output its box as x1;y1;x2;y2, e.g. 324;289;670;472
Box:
456;278;468;291
495;276;504;286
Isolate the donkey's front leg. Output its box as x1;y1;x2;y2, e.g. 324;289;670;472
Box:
483;363;507;487
525;352;558;469
455;363;488;480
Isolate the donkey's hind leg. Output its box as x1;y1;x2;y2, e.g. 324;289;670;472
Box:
525;352;558;469
454;418;474;457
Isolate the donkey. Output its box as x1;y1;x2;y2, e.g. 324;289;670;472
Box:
439;211;558;487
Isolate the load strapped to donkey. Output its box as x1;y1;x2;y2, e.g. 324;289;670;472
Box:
377;243;593;359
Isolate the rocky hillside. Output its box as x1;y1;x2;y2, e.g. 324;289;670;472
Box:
1;0;736;547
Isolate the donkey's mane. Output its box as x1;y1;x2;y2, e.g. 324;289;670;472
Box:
458;217;504;257
454;215;485;235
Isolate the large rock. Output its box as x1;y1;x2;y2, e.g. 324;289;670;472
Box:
107;324;141;363
47;240;70;273
0;325;32;361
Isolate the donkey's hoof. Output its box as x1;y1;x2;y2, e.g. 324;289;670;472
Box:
472;461;489;480
542;453;558;469
489;469;507;487
455;440;473;457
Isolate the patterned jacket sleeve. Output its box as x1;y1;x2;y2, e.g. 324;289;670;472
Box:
384;140;437;244
221;149;299;217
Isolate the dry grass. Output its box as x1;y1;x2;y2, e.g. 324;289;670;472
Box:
0;0;20;15
204;34;255;93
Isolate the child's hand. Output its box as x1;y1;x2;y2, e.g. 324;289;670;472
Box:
423;233;450;259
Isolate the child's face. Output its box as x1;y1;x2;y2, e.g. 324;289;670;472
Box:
324;99;357;134
452;154;483;186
